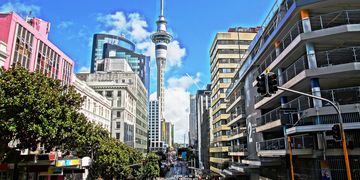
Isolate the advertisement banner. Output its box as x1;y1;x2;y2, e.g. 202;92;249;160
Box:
56;159;81;167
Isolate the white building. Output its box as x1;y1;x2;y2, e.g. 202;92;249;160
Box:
77;58;148;153
0;41;7;67
73;76;112;132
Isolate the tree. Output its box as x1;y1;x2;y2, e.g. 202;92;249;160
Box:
0;66;84;162
139;153;160;180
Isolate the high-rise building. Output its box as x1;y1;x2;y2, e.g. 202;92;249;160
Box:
0;12;74;85
73;76;112;132
0;41;7;67
151;0;172;121
209;27;257;175
90;34;150;93
189;95;197;147
148;100;166;151
77;58;148;153
196;84;211;170
224;0;360;179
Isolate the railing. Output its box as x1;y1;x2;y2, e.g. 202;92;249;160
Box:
229;144;247;153
228;88;244;104
258;86;360;126
256;106;298;126
258;135;314;151
253;21;303;79
229;128;247;137
255;46;360;103
280;55;308;85
253;9;360;83
310;9;360;31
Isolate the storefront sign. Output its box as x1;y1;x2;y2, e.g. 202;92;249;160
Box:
39;167;63;176
56;159;81;167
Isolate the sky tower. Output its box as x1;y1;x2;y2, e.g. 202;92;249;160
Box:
151;0;172;120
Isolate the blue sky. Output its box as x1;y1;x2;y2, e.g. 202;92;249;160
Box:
1;0;275;143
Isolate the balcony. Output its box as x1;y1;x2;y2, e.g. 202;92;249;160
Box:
256;107;298;132
257;86;360;133
257;135;314;157
210;146;229;153
227;111;245;127
226;89;244;112
228;144;248;156
255;46;360;106
228;128;247;141
210;157;230;164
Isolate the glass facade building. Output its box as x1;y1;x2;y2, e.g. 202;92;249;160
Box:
90;34;150;93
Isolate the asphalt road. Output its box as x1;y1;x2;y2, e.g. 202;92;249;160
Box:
164;161;192;179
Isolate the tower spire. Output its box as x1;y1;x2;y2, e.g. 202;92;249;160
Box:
160;0;164;17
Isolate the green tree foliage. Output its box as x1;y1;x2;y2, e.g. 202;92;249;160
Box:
139;153;160;180
0;66;158;179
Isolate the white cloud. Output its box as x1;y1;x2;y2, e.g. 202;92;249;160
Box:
167;40;186;68
57;21;74;29
0;2;40;16
79;66;90;73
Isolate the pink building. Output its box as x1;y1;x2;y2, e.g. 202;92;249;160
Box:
0;12;74;85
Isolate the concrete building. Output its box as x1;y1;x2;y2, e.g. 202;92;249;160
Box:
90;34;150;93
189;95;197;147
224;0;360;179
0;41;7;67
73;76;112;132
151;0;172;121
196;84;212;170
77;58;148;153
0;12;74;85
148;100;166;151
209;27;258;175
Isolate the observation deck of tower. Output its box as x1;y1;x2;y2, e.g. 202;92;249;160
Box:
151;0;172;120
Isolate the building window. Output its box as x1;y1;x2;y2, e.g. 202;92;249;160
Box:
106;91;113;98
117;111;121;118
118;91;122;97
93;103;97;113
116;122;121;129
116;133;120;140
13;25;34;69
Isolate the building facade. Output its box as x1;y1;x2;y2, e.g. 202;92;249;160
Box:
73;76;112;132
164;122;174;148
196;84;212;170
77;59;148;153
189;95;197;147
224;0;360;179
0;12;74;84
148;100;165;151
209;28;257;175
0;41;7;67
90;34;150;93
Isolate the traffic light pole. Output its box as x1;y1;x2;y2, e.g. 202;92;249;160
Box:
277;86;352;180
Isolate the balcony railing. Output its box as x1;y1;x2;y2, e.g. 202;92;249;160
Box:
253;9;360;82
229;128;247;137
256;107;298;126
258;135;314;151
257;86;360;126
310;9;360;31
229;144;247;153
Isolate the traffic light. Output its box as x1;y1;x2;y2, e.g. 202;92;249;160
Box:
256;74;267;95
268;72;278;94
332;124;342;141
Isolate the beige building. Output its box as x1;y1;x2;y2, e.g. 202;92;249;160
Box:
209;28;257;176
77;58;148;153
73;76;112;132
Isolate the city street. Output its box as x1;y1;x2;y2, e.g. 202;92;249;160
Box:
164;161;192;179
